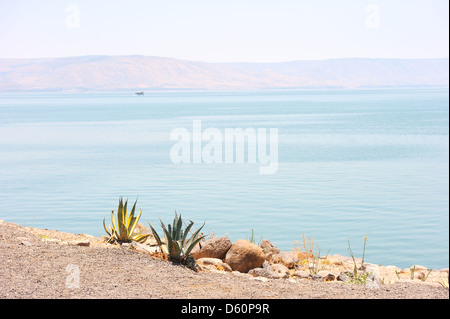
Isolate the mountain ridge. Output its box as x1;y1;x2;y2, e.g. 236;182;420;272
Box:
0;56;448;92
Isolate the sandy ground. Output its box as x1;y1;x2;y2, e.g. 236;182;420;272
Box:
0;221;448;299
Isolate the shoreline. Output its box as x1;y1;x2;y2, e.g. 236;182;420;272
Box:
0;220;448;299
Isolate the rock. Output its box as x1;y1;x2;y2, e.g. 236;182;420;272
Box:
417;272;426;280
248;267;276;279
196;258;232;272
309;274;323;281
366;273;381;288
248;263;289;279
41;238;61;243
318;271;336;282
259;239;280;260
224;239;266;273
271;264;290;278
332;254;359;264
20;240;33;246
385;265;400;272
291;270;325;281
68;240;90;247
292;270;310;279
191;237;232;260
326;256;345;266
337;271;353;282
131;242;159;254
272;251;299;269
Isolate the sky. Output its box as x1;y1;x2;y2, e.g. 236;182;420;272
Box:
0;0;448;62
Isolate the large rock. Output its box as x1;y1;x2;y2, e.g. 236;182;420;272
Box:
225;240;266;273
259;239;280;260
191;237;232;260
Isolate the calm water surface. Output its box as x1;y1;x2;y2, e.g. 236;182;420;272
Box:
0;88;448;269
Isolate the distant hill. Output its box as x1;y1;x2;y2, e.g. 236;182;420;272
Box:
0;56;448;91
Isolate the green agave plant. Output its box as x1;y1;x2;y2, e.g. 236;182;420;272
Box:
149;211;205;262
103;198;149;243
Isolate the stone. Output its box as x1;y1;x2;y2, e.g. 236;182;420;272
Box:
309;274;323;281
20;240;33;246
248;263;289;279
68;240;90;247
224;239;266;273
259;239;280;260
191;237;232;260
131;242;159;254
196;258;232;272
318;271;336;282
271;264;290;278
41;238;61;243
292;270;310;279
248;267;277;279
417;272;426;280
366;273;381;288
326;255;345;266
337;271;353;282
272;251;299;269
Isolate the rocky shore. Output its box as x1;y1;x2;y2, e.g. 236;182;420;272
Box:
0;220;448;299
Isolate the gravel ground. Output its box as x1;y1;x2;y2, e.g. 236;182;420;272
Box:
0;222;448;299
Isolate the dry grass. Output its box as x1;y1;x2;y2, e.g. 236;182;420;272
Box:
293;233;330;274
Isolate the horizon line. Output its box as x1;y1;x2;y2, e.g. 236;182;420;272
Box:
0;55;448;64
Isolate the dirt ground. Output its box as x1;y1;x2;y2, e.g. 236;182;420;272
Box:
0;221;448;299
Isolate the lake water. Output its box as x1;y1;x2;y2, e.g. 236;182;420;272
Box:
0;88;448;269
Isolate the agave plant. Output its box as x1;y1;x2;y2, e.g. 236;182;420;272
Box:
103;198;149;243
149;211;205;262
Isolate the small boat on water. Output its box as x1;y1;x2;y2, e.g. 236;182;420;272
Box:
135;91;144;95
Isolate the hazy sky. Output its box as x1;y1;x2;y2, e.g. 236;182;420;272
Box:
0;0;448;62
